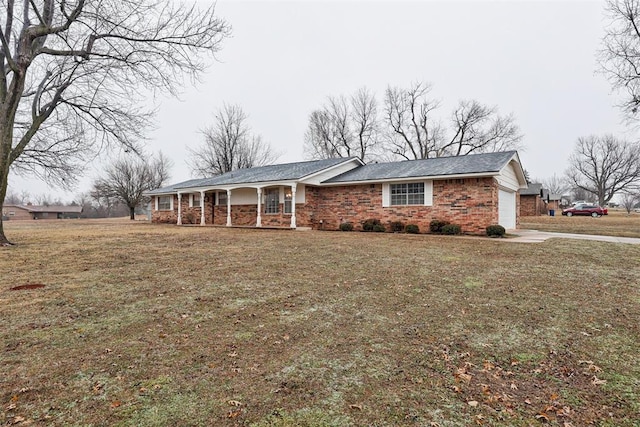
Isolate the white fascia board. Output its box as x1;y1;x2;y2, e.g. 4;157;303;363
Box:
144;190;177;197
501;152;528;189
178;181;300;193
319;171;499;187
299;158;364;185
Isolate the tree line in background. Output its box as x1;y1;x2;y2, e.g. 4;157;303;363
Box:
303;82;523;163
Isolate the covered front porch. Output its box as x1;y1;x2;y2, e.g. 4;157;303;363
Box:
175;183;302;229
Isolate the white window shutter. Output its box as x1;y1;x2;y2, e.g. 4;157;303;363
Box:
155;197;158;211
424;181;433;206
382;183;390;207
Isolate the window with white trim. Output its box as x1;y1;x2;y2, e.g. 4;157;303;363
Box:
390;182;425;205
190;193;201;208
265;188;279;214
158;195;172;211
218;192;227;206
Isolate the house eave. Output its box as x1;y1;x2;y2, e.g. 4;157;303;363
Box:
319;171;500;186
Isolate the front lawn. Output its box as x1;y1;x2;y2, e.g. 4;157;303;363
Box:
1;219;639;426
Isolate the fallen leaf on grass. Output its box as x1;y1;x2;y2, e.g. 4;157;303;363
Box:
535;412;550;422
510;383;518;390
110;401;121;408
592;376;607;385
483;360;495;371
227;409;242;418
467;400;479;407
227;400;242;407
349;404;363;410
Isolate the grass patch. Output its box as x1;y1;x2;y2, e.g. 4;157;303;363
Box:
1;218;639;425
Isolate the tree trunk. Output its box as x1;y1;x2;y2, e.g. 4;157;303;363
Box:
0;168;13;246
129;206;135;220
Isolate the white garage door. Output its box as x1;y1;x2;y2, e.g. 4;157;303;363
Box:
498;189;516;229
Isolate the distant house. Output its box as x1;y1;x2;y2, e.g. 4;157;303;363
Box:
145;151;527;234
520;183;565;216
2;204;83;220
520;183;547;216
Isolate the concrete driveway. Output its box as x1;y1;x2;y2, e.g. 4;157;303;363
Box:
506;229;640;244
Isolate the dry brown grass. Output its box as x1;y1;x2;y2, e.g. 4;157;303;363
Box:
1;219;639;426
521;209;640;238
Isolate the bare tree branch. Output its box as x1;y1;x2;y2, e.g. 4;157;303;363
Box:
565;134;640;206
188;104;279;177
599;0;640;120
383;81;522;160
92;151;172;220
304;87;380;162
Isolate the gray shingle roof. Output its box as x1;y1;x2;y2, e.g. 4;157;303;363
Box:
178;157;357;188
520;183;543;196
146;157;359;195
145;178;210;196
6;204;83;213
324;151;518;183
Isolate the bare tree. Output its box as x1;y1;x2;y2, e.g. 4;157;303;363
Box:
620;191;639;214
92;152;172;220
188;104;279;177
384;82;442;160
384;81;522;160
304;87;380;162
566;135;640;206
541;173;570;196
0;1;230;245
600;0;640;118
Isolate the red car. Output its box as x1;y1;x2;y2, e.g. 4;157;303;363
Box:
562;204;608;217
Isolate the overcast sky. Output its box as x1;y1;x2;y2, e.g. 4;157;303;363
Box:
9;0;631;202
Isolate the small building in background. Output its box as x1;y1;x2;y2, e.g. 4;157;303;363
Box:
2;204;83;220
520;183;547;216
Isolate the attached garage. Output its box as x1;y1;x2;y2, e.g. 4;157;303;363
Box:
498;189;517;229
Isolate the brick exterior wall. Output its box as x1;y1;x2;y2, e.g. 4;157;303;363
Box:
2;206;33;220
151;177;512;234
311;178;500;234
521;194;546;216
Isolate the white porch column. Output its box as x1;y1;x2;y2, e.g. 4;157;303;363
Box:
177;193;182;225
200;191;206;226
256;188;262;227
290;183;297;229
226;189;232;227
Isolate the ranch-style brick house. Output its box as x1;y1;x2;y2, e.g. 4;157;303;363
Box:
146;151;527;234
2;204;83;220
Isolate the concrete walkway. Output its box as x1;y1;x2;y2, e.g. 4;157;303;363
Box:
506;229;640;244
